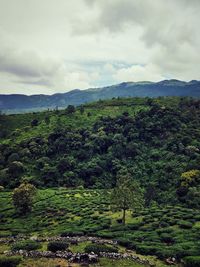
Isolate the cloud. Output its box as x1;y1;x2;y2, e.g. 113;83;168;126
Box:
113;64;165;82
78;0;200;81
0;0;199;94
0;31;97;94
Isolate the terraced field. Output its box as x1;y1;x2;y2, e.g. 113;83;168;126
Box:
1;189;200;266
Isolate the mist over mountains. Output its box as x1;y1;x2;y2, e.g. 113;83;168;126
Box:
0;79;200;113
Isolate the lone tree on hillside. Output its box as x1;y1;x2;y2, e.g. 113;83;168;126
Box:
79;105;85;115
111;169;143;225
12;180;37;215
66;105;75;115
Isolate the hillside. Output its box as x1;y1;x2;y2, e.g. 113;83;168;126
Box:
1;96;200;265
0;79;200;113
0;97;200;207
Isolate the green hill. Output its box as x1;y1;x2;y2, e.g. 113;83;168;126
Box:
1;96;200;265
0;97;200;207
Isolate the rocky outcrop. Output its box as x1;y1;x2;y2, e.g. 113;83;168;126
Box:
0;235;117;245
5;250;98;263
5;250;155;266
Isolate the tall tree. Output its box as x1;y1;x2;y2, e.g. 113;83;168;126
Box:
66;105;75;115
111;169;143;225
12;180;37;214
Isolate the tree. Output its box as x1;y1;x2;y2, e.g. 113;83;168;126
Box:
31;119;39;127
79;105;85;115
111;169;143;225
66;105;75;115
8;161;24;178
12;181;37;214
44;116;50;125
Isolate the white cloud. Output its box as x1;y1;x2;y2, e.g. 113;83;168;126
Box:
113;64;165;83
0;0;199;94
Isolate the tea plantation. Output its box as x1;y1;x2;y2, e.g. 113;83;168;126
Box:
1;188;200;266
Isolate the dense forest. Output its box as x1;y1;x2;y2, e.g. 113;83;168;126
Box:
1;97;200;208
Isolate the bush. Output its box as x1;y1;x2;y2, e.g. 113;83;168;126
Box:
117;239;136;249
0;256;22;267
128;223;141;230
0;186;4;191
159;221;170;228
11;240;41;251
60;231;84;237
183;256;200;267
136;245;157;255
160;233;175;244
178;221;193;229
47;241;69;252
155;248;174;260
84;244;118;255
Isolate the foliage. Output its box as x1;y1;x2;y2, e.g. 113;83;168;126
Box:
11;240;41;251
0;97;199;209
12;181;37;214
65;105;75;114
84;244;118;254
0;256;22;267
111;168;143;224
1;188;200;262
47;241;69;252
183;256;200;267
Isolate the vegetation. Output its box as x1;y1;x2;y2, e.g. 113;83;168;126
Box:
84;243;118;254
47;241;69;252
183;256;200;267
1;188;200;263
11;240;41;251
111;168;143;225
12;181;37;214
0;256;22;267
0;97;200;208
1;96;200;265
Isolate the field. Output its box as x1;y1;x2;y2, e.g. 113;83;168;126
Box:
1;188;200;266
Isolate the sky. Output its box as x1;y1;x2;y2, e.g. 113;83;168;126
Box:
0;0;199;95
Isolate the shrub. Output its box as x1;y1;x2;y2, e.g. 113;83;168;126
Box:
156;227;174;234
117;239;136;249
136;245;157;255
128;223;141;230
159;221;170;228
0;185;4;191
183;256;200;267
155;248;174;259
0;256;22;267
11;240;41;251
60;231;84;237
160;233;175;244
178;221;193;229
84;244;118;255
47;241;69;252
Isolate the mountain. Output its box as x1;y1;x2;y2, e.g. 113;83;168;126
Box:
0;79;200;113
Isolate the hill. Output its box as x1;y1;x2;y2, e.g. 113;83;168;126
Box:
0;97;200;208
1;96;200;265
0;79;200;113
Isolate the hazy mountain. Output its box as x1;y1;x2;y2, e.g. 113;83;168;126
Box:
0;79;200;113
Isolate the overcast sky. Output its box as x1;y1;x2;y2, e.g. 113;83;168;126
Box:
0;0;199;95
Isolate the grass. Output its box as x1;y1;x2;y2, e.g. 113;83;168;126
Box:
94;258;147;267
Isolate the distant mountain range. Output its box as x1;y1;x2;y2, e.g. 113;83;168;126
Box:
0;79;200;113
